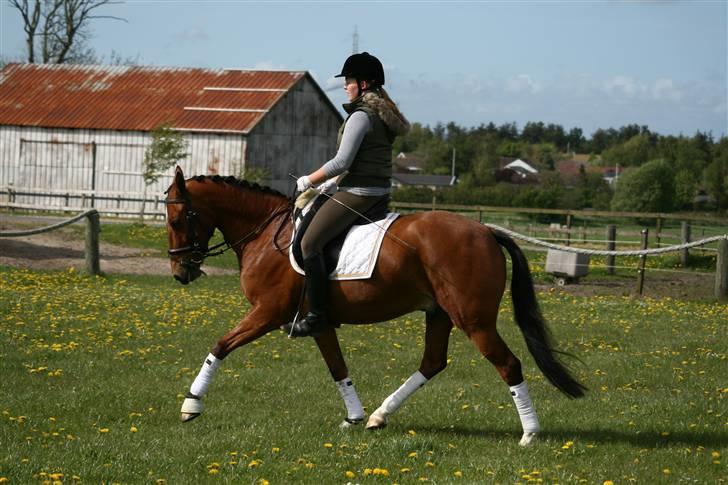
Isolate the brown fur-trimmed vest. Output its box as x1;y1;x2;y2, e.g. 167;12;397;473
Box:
338;89;410;189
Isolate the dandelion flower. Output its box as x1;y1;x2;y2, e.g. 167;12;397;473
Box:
130;426;138;433
454;470;463;477
323;443;333;449
345;471;355;478
98;428;109;433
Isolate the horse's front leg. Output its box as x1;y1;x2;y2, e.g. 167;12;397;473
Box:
180;306;279;422
314;327;366;427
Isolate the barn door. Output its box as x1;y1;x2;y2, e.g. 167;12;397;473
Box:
18;139;94;207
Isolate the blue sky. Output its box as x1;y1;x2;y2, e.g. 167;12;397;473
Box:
1;0;726;137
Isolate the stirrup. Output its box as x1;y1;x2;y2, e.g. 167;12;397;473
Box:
282;314;327;338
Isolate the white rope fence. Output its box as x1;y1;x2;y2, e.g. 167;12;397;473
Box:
485;223;727;257
0;209;99;237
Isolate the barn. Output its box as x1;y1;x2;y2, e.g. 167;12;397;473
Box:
0;63;343;214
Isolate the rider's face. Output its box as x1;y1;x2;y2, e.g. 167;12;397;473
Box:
344;77;367;101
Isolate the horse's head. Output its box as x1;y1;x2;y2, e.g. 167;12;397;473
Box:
164;166;215;285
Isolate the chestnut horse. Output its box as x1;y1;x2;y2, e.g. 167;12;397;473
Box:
165;167;585;446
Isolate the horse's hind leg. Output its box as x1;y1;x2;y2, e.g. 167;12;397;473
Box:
313;327;366;427
466;326;540;446
366;309;453;429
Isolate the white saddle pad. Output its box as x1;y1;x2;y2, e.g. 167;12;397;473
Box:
289;211;399;281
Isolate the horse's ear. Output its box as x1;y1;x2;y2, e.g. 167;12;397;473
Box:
174;166;186;194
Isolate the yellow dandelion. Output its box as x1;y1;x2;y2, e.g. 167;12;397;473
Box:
98;427;109;433
0;478;8;484
49;473;64;480
663;469;671;475
130;426;138;433
425;461;435;467
408;429;417;436
258;480;269;485
603;481;614;485
208;469;219;475
373;468;389;476
400;467;411;473
323;443;333;449
248;459;262;468
345;471;355;478
712;451;721;458
408;451;418;457
454;470;463;477
271;447;280;453
363;468;373;476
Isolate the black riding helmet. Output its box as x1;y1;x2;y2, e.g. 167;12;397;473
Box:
335;52;385;89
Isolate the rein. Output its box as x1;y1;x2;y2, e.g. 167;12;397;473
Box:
165;195;291;265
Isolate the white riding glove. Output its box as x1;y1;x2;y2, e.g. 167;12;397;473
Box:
296;175;312;192
317;177;338;195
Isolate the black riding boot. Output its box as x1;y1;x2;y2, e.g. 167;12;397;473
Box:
285;254;329;337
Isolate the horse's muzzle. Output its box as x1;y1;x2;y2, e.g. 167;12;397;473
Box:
172;262;204;285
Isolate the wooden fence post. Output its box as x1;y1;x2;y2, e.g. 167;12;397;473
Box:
606;224;616;275
681;221;690;267
85;210;100;276
716;238;728;301
565;214;572;246
655;216;662;248
636;228;648;296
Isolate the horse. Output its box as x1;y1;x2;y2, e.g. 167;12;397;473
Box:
164;166;585;446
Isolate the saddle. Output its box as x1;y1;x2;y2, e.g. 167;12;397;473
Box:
291;194;390;274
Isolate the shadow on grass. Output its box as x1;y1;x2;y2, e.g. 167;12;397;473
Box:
400;424;728;448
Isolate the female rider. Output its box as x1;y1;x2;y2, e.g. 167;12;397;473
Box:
285;52;410;338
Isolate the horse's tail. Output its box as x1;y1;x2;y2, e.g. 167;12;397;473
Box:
492;229;586;399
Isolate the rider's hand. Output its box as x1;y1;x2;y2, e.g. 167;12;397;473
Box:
296;175;312;192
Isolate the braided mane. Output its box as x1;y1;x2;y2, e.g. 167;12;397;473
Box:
190;175;288;200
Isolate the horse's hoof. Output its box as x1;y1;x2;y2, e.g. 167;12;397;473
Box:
365;413;387;430
519;432;538;446
180;412;200;423
339;417;364;429
180;396;203;421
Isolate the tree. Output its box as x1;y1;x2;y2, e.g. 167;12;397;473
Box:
704;138;728;211
9;0;124;64
611;159;675;213
141;123;188;217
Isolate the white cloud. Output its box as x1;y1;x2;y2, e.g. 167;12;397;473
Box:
603;75;641;97
504;74;542;94
172;27;209;43
252;60;288;71
652;78;683;101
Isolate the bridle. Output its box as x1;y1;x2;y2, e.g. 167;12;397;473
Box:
164;192;291;267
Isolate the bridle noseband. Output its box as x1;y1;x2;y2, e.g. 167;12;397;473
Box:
164;194;290;267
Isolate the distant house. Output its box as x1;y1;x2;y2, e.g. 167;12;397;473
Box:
556;159;618;186
390;152;456;189
0;63;342;212
495;158;539;184
393;152;425;174
391;173;456;190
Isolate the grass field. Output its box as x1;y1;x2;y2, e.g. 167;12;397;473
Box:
1;267;726;484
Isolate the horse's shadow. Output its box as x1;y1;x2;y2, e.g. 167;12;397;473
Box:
399;424;728;448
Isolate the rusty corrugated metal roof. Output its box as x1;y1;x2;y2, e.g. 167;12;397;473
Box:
0;63;308;133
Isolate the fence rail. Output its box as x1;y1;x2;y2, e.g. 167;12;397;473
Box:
0;209;101;275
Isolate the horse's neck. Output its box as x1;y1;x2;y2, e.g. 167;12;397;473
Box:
213;190;287;242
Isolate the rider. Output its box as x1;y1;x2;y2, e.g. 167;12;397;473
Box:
285;52;410;338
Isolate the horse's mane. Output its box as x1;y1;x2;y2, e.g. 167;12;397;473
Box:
189;175;289;200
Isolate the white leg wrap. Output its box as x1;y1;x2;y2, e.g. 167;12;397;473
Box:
510;381;540;434
189;353;221;397
336;378;365;421
370;371;428;423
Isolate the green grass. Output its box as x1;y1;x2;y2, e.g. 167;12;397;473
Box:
1;267;726;484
